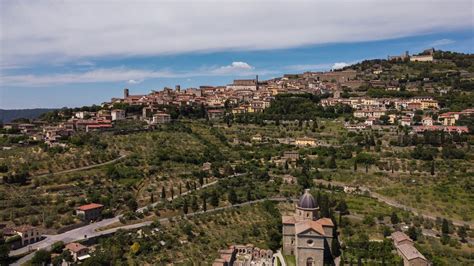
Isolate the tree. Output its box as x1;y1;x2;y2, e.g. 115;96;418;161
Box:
457;225;468;242
328;156;337;169
331;235;342;258
202;195;207;212
0;236;9;265
228;189;238;205
182;199;188;214
430;161;435;175
441;219;450;235
210;191;219;207
127;198;138;212
407;226;418;241
335;200;349;215
390;212;400;225
51;241;65;253
353;160;357;172
161;186;166;200
31;250;51;265
191;196;199;212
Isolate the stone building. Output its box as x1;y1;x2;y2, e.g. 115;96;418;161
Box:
76;203;104;221
282;189;335;266
391;231;429;266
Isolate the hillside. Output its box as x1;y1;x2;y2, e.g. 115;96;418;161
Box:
0;109;56;123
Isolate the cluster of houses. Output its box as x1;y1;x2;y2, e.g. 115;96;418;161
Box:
325;93;472;133
212;244;274;266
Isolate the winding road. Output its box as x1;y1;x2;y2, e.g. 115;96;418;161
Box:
9;173;245;265
314;179;473;227
32;154;128;179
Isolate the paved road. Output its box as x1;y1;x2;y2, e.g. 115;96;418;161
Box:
314;179;473;227
32;154;127;179
11;196;289;266
9;172;245;265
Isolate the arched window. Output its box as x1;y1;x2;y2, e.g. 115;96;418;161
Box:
307;257;314;266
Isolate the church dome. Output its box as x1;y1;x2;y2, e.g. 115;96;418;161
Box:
298;189;316;209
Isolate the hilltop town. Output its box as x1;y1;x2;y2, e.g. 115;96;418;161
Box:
0;49;473;265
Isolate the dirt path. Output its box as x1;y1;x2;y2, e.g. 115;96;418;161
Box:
32;154;127;179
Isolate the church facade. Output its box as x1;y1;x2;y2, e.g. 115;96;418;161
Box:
282;189;335;266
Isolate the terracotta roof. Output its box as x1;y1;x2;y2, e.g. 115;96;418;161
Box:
14;225;34;233
77;203;104;211
316;217;334;227
391;231;412;245
397;243;427;261
65;242;88;253
295;220;325;235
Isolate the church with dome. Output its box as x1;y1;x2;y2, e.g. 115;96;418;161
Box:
282;189;335;266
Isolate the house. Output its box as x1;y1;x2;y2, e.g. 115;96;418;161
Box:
283;151;300;161
76;203;104;221
422;116;433;126
111;109;126;121
410;55;433;62
283;174;297;184
400;117;412;127
65;242;90;262
391;231;428;266
202;162;212;172
295;137;317;147
438;112;461;126
207;109;225;120
353;109;386;119
251;134;263;142
391;231;413;246
152;112;171;124
14;225;42;246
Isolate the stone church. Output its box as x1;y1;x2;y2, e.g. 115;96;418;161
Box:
282;189;335;266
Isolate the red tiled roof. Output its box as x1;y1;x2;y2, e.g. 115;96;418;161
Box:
65;242;88;253
316;217;334;227
77;203;104;211
295;220;325;235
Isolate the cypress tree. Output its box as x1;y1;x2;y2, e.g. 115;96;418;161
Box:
161;186;166;199
183;199;188;214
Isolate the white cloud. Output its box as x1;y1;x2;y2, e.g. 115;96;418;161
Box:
0;0;471;65
211;61;254;74
0;62;269;87
127;79;142;84
429;38;455;47
332;62;349;70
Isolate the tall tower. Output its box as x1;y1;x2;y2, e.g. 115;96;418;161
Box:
124;88;129;98
175;85;181;92
256;75;259;90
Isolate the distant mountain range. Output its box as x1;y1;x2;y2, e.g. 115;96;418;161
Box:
0;109;56;123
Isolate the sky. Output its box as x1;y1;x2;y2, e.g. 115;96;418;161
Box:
0;0;473;109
